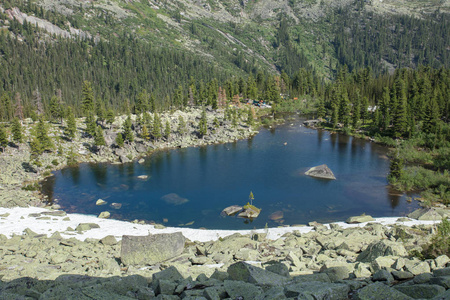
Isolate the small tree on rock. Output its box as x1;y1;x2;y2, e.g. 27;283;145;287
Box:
0;125;8;152
11;117;23;144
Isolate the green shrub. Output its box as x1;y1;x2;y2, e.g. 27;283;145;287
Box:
43;170;51;177
22;182;39;191
421;218;450;259
51;159;59;166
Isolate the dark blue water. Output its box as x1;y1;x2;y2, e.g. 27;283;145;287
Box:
42;116;419;229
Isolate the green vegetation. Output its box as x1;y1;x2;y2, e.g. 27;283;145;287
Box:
421;218;450;258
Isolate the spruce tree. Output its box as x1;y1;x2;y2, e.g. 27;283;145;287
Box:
123;115;134;143
388;155;404;183
35;117;54;152
423;95;440;134
94;125;106;147
65;107;77;140
152;113;162;140
164;120;171;140
49;95;61;122
0;125;8;152
115;132;124;147
95;101;105;126
141;124;150;141
352;94;361;129
106;109;115;128
199;108;208;137
11;117;22;144
81;81;95;115
339;90;351;128
85;113;96;137
331;102;339;129
392;83;408;138
317;98;326;119
177;115;187;136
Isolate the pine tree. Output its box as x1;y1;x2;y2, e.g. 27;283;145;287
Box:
152;113;162;140
49;95;61;122
317;98;326;119
81;81;95;115
95;100;105;126
392;80;408;138
136;90;149;114
35;117;54;152
29;136;43;158
94;125;106;147
0;125;8;152
352;93;361;129
388;155;404;183
177;115;187;136
141;124;150;141
339;89;351;128
106;109;115;128
423;94;440;134
331;102;339;129
85;113;96;137
123;115;134;143
11;117;22;144
65;107;77;140
360;96;369;125
164;120;171;140
199;108;208;137
115;132;124;147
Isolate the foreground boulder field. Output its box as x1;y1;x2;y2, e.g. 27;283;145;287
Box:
1;217;450;299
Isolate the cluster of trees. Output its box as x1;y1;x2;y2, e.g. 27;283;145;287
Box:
333;9;450;74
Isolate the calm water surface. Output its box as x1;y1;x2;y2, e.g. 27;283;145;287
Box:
42;116;419;229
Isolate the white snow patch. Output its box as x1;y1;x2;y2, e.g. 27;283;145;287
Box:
0;207;441;243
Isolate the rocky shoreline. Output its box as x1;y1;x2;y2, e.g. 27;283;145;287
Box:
1;109;450;299
0;208;449;299
0;107;259;209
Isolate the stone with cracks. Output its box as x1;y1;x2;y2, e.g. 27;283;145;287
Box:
284;281;349;299
355;282;413;300
227;262;288;286
121;233;186;266
356;240;407;263
394;284;445;299
305;164;336;180
220;205;242;216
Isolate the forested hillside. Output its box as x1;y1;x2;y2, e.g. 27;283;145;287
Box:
0;0;449;115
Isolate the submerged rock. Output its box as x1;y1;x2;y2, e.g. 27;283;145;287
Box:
98;211;110;219
121;232;186;266
161;193;189;205
305;164;336;180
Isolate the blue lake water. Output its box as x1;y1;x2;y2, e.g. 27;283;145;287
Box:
42;116;419;230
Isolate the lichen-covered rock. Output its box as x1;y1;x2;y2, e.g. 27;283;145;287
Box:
346;215;375;224
394;284;446;299
121;233;186;266
223;280;264;299
356;240;407;263
355;282;413;300
98;211;110;219
75;223;100;232
284;281;349;299
227;262;289;286
305;164;336;180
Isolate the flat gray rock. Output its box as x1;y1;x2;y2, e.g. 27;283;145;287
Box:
121;233;186;266
305;164;336;180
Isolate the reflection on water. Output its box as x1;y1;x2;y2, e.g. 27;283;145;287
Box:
41;115;419;230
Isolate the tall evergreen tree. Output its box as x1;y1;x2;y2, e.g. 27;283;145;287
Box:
164;120;171;140
423;94;440;134
35;117;54;151
85;113;96;137
141;124;150;141
123;115;134;143
392;79;408;138
106;109;115;128
152;113;162;140
199;107;208;137
115;132;124;147
49;95;61;122
177;115;187;136
11;117;23;144
0;125;7;152
94;125;106;147
81;81;95;115
246;107;254;127
65;107;77;140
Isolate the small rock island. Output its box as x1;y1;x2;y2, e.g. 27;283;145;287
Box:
305;164;336;180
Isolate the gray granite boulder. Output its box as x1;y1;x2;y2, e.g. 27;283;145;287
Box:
394;284;446;299
284;281;349;299
305;164;336;180
227;262;288;286
355;282;413;300
356;240;407;263
121;233;186;266
346;214;375;224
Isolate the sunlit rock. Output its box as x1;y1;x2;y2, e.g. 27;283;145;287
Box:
305;164;336;180
221;205;243;216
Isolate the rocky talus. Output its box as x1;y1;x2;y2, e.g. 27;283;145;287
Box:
1;220;450;299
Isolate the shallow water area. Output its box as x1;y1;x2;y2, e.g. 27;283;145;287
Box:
42;115;420;230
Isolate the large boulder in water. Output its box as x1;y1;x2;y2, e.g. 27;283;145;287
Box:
121;233;186;266
305;164;336;180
